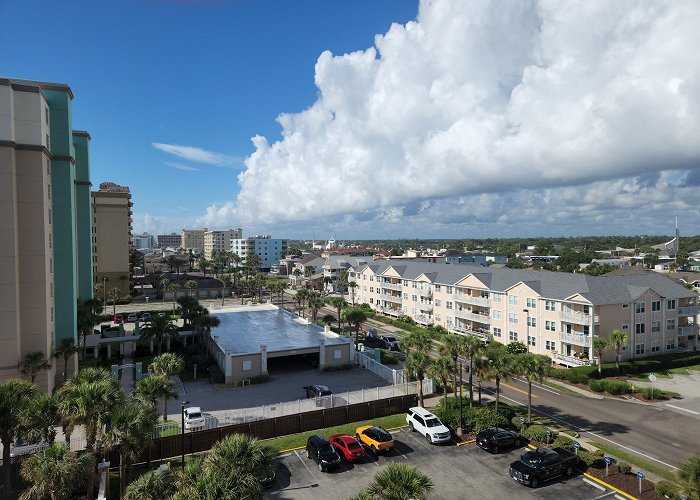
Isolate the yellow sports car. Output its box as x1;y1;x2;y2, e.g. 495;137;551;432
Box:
355;425;395;454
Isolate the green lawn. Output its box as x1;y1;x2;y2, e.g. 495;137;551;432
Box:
541;379;581;395
587;440;678;484
630;371;672;381
668;366;700;375
260;414;407;453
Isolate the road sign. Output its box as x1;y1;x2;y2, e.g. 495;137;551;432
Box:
546;428;551;436
519;417;525;424
636;471;645;479
648;373;657;383
604;457;612;465
573;441;580;449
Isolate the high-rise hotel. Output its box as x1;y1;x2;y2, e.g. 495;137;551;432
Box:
0;78;93;391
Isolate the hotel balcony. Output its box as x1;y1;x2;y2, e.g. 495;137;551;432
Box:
419;304;433;313
417;288;432;298
449;325;492;342
559;332;591;346
554;353;593;367
380;293;402;303
381;282;402;291
380;307;400;317
678;325;699;336
559;309;591;325
678;304;700;316
454;309;491;324
415;314;434;326
454;293;489;307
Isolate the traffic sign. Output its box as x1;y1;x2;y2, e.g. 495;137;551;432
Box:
546;428;551;436
519;417;525;424
604;457;612;465
636;471;645;479
573;441;580;449
648;373;657;383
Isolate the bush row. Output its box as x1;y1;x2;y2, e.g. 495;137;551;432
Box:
434;398;516;432
588;379;632;395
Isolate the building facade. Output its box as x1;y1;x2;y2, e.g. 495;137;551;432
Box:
92;182;132;297
204;228;242;260
157;233;182;249
350;261;698;366
231;235;287;270
0;78;93;390
182;228;207;254
132;232;155;250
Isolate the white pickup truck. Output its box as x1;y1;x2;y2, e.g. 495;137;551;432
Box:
183;406;205;431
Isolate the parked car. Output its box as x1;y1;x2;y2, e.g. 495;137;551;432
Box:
380;335;400;351
329;434;366;463
476;427;521;454
509;447;578;488
126;314;138;323
10;436;47;458
113;314;123;324
304;384;332;398
355;425;395;454
406;407;451;444
140;312;151;322
183;406;205;431
305;435;341;472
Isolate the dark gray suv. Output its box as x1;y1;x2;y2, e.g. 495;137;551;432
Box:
306;435;341;472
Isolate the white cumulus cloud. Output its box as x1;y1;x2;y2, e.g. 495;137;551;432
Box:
200;0;700;236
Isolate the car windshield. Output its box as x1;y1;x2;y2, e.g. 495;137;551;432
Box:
425;418;442;428
319;444;336;458
372;428;392;442
187;411;202;419
521;451;545;467
347;442;362;450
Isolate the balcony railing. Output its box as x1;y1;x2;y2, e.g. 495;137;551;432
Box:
678;325;699;336
554;353;593;367
381;282;402;291
678;305;700;316
419;304;433;313
454;309;491;324
380;307;400;317
380;293;402;303
454;294;489;307
449;325;492;341
559;332;591;345
417;288;432;298
560;309;591;325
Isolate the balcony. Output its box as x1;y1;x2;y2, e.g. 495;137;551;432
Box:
554;353;593;367
560;309;591;325
454;293;489;307
380;307;400;317
678;304;700;316
419;304;433;313
454;309;491;324
559;332;591;346
381;282;402;291
678;325;699;336
417;288;432;298
449;325;492;342
380;293;401;303
415;315;434;326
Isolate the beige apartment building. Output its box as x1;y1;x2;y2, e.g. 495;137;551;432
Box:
92;182;132;297
350;262;699;367
182;228;207;254
203;228;242;260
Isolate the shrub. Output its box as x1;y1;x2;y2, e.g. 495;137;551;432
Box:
522;425;556;444
654;480;680;499
636;387;671;401
617;462;632;474
320;363;355;372
249;374;270;385
602;379;631;395
380;349;400;365
511;416;528;430
551;434;574;449
588;379;606;392
434;400;512;432
467;407;511;433
578;449;604;468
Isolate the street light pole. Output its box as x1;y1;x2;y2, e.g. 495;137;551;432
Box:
458;360;463;434
103;276;107;307
181;400;190;468
523;308;530;352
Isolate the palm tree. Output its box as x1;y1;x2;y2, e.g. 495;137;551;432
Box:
401;331;432;355
124;469;177;500
343;307;368;347
678;455;700;500
21;392;59;445
148;353;184;417
482;348;514;412
99;400;159;498
347;281;358;305
140;314;179;355
20;351;52;384
292;268;302;288
438;334;465;398
326;296;347;330
362;463;434;500
462;334;484;408
184;279;198;297
592;336;611;378
405;351;432;407
134;374;178;421
77;299;102;360
0;379;37;494
19;443;95;500
198;257;209;277
428;356;455;411
220;273;231;305
53;338;77;383
108;287;121;315
516;353;550;423
307;291;324;321
296;288;310;316
610;330;628;373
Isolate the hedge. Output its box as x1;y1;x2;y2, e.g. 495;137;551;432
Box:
654;480;680;499
434;398;515;432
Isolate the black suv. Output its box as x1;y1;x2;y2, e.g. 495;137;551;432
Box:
476;427;521;454
305;435;341;472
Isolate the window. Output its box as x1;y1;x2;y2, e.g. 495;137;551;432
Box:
666;319;676;331
545;340;555;351
334;349;342;360
370;276;374;281
434;299;441;307
667;299;676;310
545;320;556;332
493;327;502;337
446;301;453;310
652;301;661;312
635;344;645;355
666;339;676;350
435;313;441;321
403;292;408;299
622;303;629;309
446;287;453;294
45;106;49;124
635;324;645;335
492;310;502;320
622;324;629;330
369;287;374;293
651;342;660;353
526;297;537;308
50;307;54;322
527;316;536;327
369;298;373;304
48;208;51;224
242;360;252;371
651;321;661;333
412;295;417;302
635;302;645;314
435;285;441;291
508;295;519;306
583;305;590;315
493;293;502;303
528;336;536;347
545;300;556;311
509;331;518;342
508;312;518;324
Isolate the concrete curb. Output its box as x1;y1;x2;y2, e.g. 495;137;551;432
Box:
582;472;638;500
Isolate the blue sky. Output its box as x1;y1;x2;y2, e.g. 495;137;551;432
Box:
3;1;699;239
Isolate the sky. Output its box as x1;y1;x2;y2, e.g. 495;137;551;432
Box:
2;0;699;240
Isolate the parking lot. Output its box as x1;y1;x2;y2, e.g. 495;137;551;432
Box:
265;428;613;500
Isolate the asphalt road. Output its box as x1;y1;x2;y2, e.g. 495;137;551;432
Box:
481;377;700;469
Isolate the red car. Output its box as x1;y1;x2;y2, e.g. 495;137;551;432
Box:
113;314;123;324
329;434;366;463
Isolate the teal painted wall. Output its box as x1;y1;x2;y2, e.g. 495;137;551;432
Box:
73;133;94;303
44;89;78;344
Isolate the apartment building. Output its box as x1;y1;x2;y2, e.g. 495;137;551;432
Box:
323;255;375;293
182;228;207;254
132;232;155;250
92;182;132;297
204;228;242;259
0;78;93;390
157;233;182;249
350;261;698;367
231;235;287;270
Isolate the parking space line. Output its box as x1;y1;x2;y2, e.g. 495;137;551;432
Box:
400;428;437;452
583;473;637;500
592;491;617;499
293;449;317;479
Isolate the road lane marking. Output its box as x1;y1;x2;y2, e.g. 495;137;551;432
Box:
501;382;536;397
513;377;561;396
665;403;700;415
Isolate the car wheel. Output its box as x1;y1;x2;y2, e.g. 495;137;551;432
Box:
306;449;310;459
425;434;432;444
492;445;499;454
530;477;539;488
408;422;414;432
564;466;573;477
318;463;323;472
